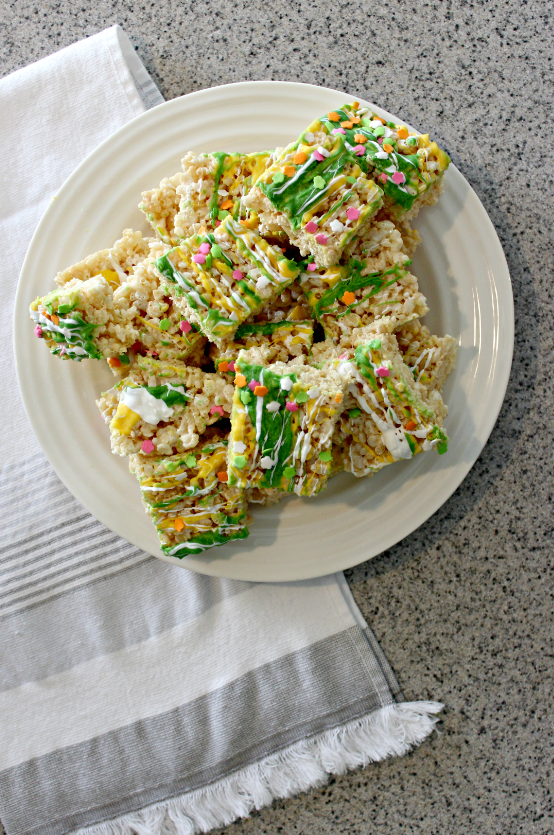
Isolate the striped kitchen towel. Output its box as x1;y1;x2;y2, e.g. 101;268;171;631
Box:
0;27;442;835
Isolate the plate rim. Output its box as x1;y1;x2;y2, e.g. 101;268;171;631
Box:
14;80;515;581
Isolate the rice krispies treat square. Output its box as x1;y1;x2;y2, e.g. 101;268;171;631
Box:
253;279;313;323
140;172;186;244
329;330;449;477
228;349;347;497
242;137;383;269
55;229;152;287
209;319;314;374
298;102;450;222
173;151;274;239
97;355;235;456
395;320;457;393
130;432;249;558
154;216;300;348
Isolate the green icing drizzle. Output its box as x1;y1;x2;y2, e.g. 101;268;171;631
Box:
162;526;249;558
208;152;229;223
309;262;406;321
234;319;312;338
141;383;190;408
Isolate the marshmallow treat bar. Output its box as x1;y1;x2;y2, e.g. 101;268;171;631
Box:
130;431;249;558
242;136;383;269
330;330;449;477
210;319;314;374
140;172;185;245
395;319;458;394
154;216;300;348
228;349;347;497
97;356;235;457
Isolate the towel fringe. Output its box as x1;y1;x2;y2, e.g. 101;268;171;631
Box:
76;701;443;835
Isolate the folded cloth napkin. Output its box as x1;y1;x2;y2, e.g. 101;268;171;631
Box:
0;27;442;835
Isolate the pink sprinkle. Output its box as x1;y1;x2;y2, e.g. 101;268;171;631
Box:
210;405;224;416
305;220;318;233
34;325;42;338
346;207;360;221
199;242;211;254
248;379;260;392
315;234;328;245
59;347;66;356
141;439;155;453
376;366;390;377
215;220;221;227
232;269;243;281
192;253;206;264
338;352;349;360
228;361;236;372
332;127;346;135
379;173;388;183
377;137;384;145
307;263;317;272
179;320;192;333
354;145;366;156
313;150;324;161
285;401;299;412
392;171;406;185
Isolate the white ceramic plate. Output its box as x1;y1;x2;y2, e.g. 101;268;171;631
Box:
14;81;514;582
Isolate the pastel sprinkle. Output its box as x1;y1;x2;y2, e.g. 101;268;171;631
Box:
266;401;281;412
218;361;229;372
234;441;246;454
159;318;171;331
405;420;417;431
219;199;233;210
332;127;346;135
234;455;247;469
349;408;362;419
307;263;317;271
235;374;247;387
346;207;360;220
228;361;236;372
342;291;356;305
185;454;197;467
376;366;390;377
34;325;42;337
253;385;269;397
285;401;299;412
179;320;192;333
338;352;349;360
199;242;211;254
280;376;294;391
248;379;260;391
315;233;328;245
379;173;388;183
210;405;224;416
313;150;325;162
192;253;206;264
319;450;332;462
341;120;353;129
232;269;243;280
334;393;343;403
174;518;185;532
305;220;318;233
397;126;409;139
141;439;155;453
353;134;367;144
215;220;221;227
313;175;326;189
217;471;228;482
294;151;308;164
272;171;285;184
392;171;406;184
283;165;296;177
383;143;394;153
327;111;340;121
354;145;366;156
240;389;252;405
377;137;384;145
211;244;223;258
374;125;385;137
260;456;274;469
295;391;309;403
346;176;357;184
283;466;296;479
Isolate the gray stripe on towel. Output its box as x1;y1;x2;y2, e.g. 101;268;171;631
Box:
0;626;398;835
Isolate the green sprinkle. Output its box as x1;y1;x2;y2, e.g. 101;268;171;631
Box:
204;254;213;269
165;461;179;472
283;466;296;479
57;304;71;314
159;318;171;331
218;210;230;220
161;341;169;346
185;455;197;467
313;175;326;189
349;408;361;419
295;390;309;403
211;244;223;258
387;121;396;128
374;125;385;137
437;440;448;455
346;176;357;184
407;136;418;146
272;172;285;184
234;455;247;469
240;389;252;405
319;450;332;462
118;354;130;365
368;338;382;349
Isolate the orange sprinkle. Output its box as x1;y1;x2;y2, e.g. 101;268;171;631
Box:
405;420;417;431
239;219;249;226
341;291;356;305
354;134;367;144
217;471;228;483
174;518;185;532
107;357;121;369
383;143;394;153
220;199;233;210
327;111;340;121
341;120;353;129
283;165;296;177
335;393;343;404
397;126;409;139
351;101;360;109
218;361;229;373
51;314;59;326
350;116;361;124
235;374;247;388
294;151;308;164
374;116;386;125
254;385;269;397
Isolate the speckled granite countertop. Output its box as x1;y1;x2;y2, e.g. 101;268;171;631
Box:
1;2;553;833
